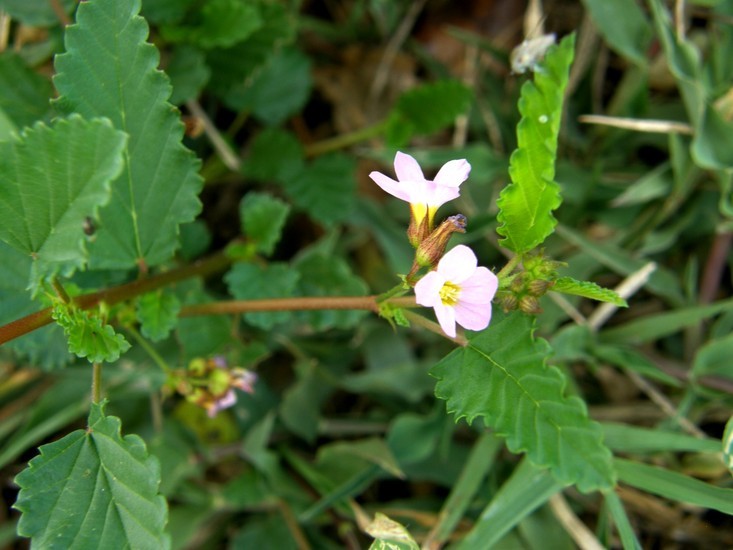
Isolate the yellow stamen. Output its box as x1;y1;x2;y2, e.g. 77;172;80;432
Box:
439;281;461;306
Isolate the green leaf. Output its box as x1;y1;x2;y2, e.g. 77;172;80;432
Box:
457;458;565;549
0;52;53;129
496;34;575;253
284;153;356;226
391;80;472;136
166;45;211;105
691;103;733;170
141;0;196;25
240;192;291;256
52;302;131;363
431;311;615;492
293;248;368;331
136;291;181;342
552;277;627;306
54;0;203;270
722;416;733;474
615;457;733;515
0;116;126;283
366;513;420;550
691;332;733;384
14;401;170;549
224;48;312;125
244;127;305;183
161;0;262;49
225;262;300;329
581;0;652;66
0;0;75;26
602;423;720;453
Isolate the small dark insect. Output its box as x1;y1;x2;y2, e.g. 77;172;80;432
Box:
83;216;96;236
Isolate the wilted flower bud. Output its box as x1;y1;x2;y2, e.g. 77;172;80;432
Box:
414;214;467;268
519;295;542;315
499;293;519;312
527;279;553;297
407;213;430;248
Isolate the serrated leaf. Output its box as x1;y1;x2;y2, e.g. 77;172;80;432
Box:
137;291;181;342
0;116;126;283
224;48;312;124
284;153;356;226
166;45;211;105
431;311;615;492
293;249;368;331
53;0;203;270
14;401;170;549
240;192;291;256
0;52;53;128
224;262;300;329
0;0;75;26
392;80;472;135
161;0;262;49
496;34;575;253
52;302;131;363
206;1;295;96
244;127;304;182
553;277;627;306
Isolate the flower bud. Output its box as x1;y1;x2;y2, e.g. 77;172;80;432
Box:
519;295;542;315
499;293;518;312
414;214;467;268
527;279;553;297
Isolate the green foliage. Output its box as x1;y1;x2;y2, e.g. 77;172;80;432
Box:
496;34;575;253
165;45;211;105
160;0;262;49
432;312;615;492
52;302;131;363
366;513;420;550
53;0;203;270
240;192;291;256
552;277;627;306
723;416;733;474
0;116;126;283
581;0;652;66
14;401;169;548
0;0;75;26
136;291;181;342
0;53;53;130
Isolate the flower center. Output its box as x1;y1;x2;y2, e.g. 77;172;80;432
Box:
439;281;461;306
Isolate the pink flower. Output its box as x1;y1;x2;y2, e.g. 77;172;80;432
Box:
414;245;498;338
369;152;470;229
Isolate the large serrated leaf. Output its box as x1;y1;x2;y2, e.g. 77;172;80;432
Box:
496;34;575;253
431;311;615;492
14;401;170;549
553;277;628;306
53;0;203;270
0;116;126;282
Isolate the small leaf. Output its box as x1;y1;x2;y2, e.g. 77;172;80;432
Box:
14;401;170;549
496;34;575;253
224;48;312;125
0;52;53;128
431;311;615;492
0;0;75;26
137;291;182;342
293;249;368;331
284;153;356;226
52;302;131;363
54;0;203;270
225;262;300;329
581;0;653;66
552;277;627;306
366;513;420;550
722;416;733;474
166;45;211;105
0;116;126;283
391;80;472;136
161;0;262;49
244;127;304;183
240;192;291;256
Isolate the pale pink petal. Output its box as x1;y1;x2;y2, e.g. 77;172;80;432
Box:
434;159;471;188
207;390;237;417
437;245;478;283
433;301;457;338
424;181;461;207
394;151;425;183
454;301;492;332
415;271;445;307
459;267;498;304
369;171;414;202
